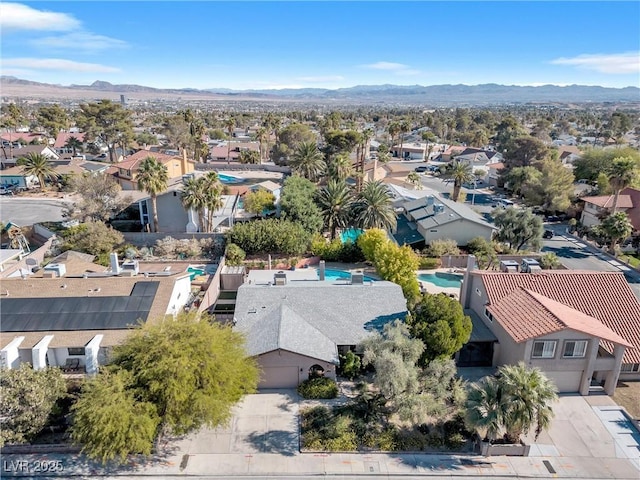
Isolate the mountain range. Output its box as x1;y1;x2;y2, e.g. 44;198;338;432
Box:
2;76;639;105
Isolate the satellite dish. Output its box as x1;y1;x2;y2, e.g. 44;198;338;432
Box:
25;258;38;266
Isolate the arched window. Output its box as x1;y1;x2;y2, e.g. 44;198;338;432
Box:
308;364;325;379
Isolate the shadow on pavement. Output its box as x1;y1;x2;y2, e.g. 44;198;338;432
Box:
247;430;298;456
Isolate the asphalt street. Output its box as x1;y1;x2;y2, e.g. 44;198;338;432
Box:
0;197;71;226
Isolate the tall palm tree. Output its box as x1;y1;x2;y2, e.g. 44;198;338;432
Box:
608;156;637;213
398;120;410;160
255;127;268;163
64;137;83;157
290;141;326;182
181;176;207;232
18;153;59;191
238;150;260;164
328;153;354;182
223;117;236;165
354;180;397;231
316;179;354;240
443;160;475;202
357;128;374;192
202;172;223;231
136;156;169;233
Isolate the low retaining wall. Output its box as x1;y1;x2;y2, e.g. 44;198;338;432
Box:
477;438;530;457
1;444;81;454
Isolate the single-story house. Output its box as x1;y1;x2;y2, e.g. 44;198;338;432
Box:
0;253;192;375
233;269;407;388
392;142;427;160
459;260;639;395
392;194;497;248
0;145;60;169
209;142;260;162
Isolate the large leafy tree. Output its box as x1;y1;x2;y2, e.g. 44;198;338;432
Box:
280;175;323;234
243;189;275;216
442;160;475;202
466;362;557;443
61;221;124;257
64;173;131;222
504;136;549;168
0;364;66;447
75;100;134;163
315;179;354;239
528;158;575;212
608;156;638;213
136;156;169;232
71;370;159;464
71;312;258;464
407;293;472;366
354;180;396;231
598;211;633;254
290;141;326;182
493;207;543;251
36;104;69;136
572;147;640;182
17;152;59;190
227;218;311;255
272;123;315;164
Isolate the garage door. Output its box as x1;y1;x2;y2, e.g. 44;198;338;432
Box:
259;366;299;389
545;371;582;393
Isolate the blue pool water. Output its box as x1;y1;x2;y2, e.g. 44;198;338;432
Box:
218;173;245;184
418;272;463;288
320;268;376;282
187;266;205;281
340;228;364;244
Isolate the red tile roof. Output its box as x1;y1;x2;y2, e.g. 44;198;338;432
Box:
476;271;640;362
0;132;46;143
118;150;179;170
54;132;86;148
581;195;633;209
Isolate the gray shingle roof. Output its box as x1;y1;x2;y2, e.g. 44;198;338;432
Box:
234;279;407;362
403;195;496;230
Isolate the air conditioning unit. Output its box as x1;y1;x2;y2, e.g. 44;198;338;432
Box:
500;260;519;273
43;263;66;278
521;258;542;273
121;260;139;276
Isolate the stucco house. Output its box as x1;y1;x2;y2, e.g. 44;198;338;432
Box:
392;194;497;248
233;269;407;388
454;148;503;174
459;259;639;395
0;253;192;375
580;188;640;231
113;149;195;190
392;142;427;160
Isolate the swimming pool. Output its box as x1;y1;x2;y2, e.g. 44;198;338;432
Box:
320;268;376;282
340;228;364;244
187;266;205;281
418;272;463;288
218;173;245;184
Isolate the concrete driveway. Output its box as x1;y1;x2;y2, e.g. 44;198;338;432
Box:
171;390;299;456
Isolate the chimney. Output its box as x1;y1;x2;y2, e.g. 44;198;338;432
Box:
181;148;189;172
110;253;121;274
460;255;477;309
319;260;325;281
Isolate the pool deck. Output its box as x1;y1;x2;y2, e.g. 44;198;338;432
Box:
417;268;463;298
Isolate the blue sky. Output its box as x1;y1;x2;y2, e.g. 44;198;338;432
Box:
1;1;639;90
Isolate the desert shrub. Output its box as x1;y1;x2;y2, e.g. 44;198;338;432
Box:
426;238;460;257
376;426;397;451
175;238;202;258
339;351;361;380
297;377;338;399
225;243;246;265
300;406;357;451
154;236;178;257
418;257;440;269
395;428;428;451
426;430;444;448
445;432;466;450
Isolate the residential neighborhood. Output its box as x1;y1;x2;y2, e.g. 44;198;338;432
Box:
1;1;639;478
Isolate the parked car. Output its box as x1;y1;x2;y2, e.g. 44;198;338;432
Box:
543;229;554;239
414;166;428;173
0;185;15;196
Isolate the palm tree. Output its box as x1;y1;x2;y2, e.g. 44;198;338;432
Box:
608;156;637;213
357;128;374;192
599;211;633;255
387;122;400;150
238;150;260;164
223;117;236;165
18;153;59;190
255;127;268;163
328;153;354;182
398;120;410;160
466;363;557;444
354;180;397;231
316;179;354;240
136;156;169;233
181;176;207;232
64;137;83;157
443;160;475;202
290;141;326;182
202;172;223;231
406;171;421;190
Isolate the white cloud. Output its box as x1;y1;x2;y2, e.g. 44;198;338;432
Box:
361;61;411;71
2;58;121;73
296;75;344;83
31;32;128;52
550;52;640;74
0;3;80;32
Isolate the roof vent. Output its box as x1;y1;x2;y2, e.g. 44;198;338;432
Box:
434;204;445;214
350;272;364;285
121;259;139;276
521;258;542;273
274;271;287;286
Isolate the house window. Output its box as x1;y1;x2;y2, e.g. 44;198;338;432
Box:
621;363;640;373
484;307;494;322
532;340;556;359
563;340;587;358
68;347;86;356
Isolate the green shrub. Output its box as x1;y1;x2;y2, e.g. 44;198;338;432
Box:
339;351;361;380
376;426;397;451
224;243;246;265
444;432;466;450
395;428;428;451
418;257;440;269
227;218;311;255
297;377;339;399
311;236;364;263
426;238;460;257
426;431;443;448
